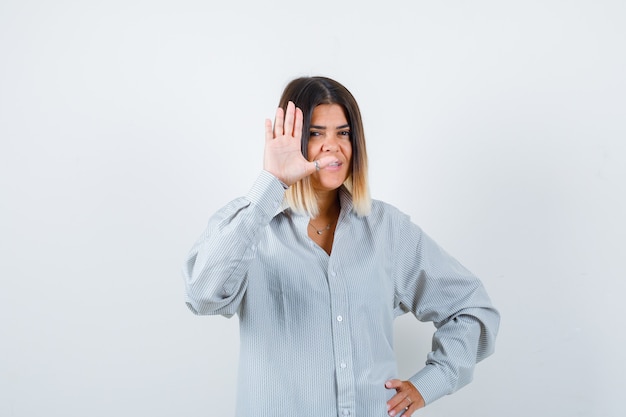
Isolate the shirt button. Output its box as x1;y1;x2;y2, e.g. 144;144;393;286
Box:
337;315;343;322
340;362;347;369
342;410;350;416
330;270;337;277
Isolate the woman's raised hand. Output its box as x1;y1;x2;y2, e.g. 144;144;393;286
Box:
264;101;327;186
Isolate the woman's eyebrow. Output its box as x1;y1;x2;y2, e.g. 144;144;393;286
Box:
310;124;350;129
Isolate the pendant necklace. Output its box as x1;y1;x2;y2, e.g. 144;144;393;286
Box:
308;221;331;235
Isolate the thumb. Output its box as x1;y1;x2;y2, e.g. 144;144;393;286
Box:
385;379;402;389
310;155;339;172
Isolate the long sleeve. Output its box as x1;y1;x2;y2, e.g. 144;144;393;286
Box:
183;171;286;316
392;216;500;405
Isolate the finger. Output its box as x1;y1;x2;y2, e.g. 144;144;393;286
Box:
386;380;424;417
385;380;409;416
274;106;284;137
403;398;423;417
402;402;419;417
304;160;320;177
315;155;339;169
388;396;414;417
293;107;303;141
284;101;295;137
386;392;409;416
304;155;337;176
265;118;273;141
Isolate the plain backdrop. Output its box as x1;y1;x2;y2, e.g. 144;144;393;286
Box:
1;1;625;416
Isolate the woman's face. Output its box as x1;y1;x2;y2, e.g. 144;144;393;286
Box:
307;104;353;192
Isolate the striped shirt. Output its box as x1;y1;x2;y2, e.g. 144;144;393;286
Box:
183;170;499;417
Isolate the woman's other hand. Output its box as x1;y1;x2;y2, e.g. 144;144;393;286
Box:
385;379;425;417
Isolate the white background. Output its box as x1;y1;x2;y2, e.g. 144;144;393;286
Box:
1;1;625;416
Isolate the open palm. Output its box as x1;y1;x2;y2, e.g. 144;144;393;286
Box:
264;101;332;186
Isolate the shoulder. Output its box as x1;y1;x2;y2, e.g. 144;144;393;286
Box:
368;199;411;224
354;199;423;238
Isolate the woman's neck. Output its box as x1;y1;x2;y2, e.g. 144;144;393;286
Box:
314;189;341;221
308;189;341;255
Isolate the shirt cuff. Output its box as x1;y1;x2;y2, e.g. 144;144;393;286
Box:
408;364;452;406
245;170;287;219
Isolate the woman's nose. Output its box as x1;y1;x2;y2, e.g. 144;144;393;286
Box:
322;137;338;152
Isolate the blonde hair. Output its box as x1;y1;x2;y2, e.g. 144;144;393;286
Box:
278;77;371;217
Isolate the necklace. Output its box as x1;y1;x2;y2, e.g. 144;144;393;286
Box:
308;221;331;235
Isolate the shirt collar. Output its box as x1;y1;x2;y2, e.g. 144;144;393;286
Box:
276;185;354;217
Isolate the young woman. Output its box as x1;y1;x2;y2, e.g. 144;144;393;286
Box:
183;76;499;417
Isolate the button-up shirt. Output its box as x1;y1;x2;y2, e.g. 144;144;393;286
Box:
183;171;499;417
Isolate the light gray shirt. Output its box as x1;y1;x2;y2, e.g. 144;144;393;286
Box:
183;170;499;417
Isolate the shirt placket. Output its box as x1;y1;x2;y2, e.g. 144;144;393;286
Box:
327;261;356;417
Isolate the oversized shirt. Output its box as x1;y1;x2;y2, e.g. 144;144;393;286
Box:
183;171;499;417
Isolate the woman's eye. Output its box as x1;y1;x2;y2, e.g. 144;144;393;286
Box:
339;131;351;137
310;131;321;137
